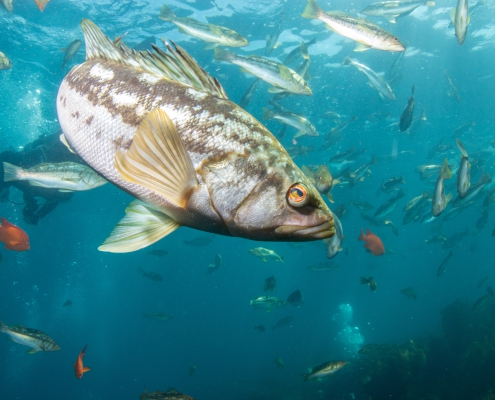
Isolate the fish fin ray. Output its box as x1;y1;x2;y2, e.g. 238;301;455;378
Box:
83;367;91;372
34;0;50;11
98;200;180;253
2;162;22;182
115;109;198;209
80;19;228;99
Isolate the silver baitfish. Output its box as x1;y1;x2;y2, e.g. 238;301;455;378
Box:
0;320;60;353
3;161;107;192
57;20;334;253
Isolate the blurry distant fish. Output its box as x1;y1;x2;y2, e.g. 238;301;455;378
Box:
400;287;417;300
0;320;60;353
399;85;415;132
307;262;340;272
0;51;12;70
284;38;316;65
452;172;492;208
0;218;30;252
343;57;395;100
3;162;107;192
358;228;385;256
74;345;90;379
272;316;293;330
347;156;377;187
133;36;156;51
416;164;442;180
142;312;173;321
137;267;163;282
452;121;475;138
159;5;248;49
432;159;453;217
60;39;82;68
274;356;285;369
303;165;336;202
188;365;196;377
442;228;469;249
183;236;213;246
360;276;377;291
445;71;461;102
63;300;73;308
239;79;260;109
425;234;447;245
250;296;287;311
147;249;168;257
264;275;277;292
361;1;435;24
436;251;453;277
349;200;375;212
329;147;356;164
374;189;405;219
358;343;380;354
262;108;318;138
384;219;399;236
249;247;284;263
403;192;429;212
254;325;265;332
214;49;312;96
302;360;347;381
325;214;344;259
0;0;12;11
376;176;406;195
140;387;195;400
477;276;489;289
206;253;222;276
472;294;489;311
451;0;470;45
265;10;284;56
287;290;303;307
320;110;341;121
302;0;405;52
455;139;470;199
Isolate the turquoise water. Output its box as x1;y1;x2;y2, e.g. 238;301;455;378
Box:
1;0;494;399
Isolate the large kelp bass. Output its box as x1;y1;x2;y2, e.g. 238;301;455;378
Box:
57;20;335;253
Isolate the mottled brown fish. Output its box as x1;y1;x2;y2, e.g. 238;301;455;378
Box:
140;387;195;400
57;20;334;253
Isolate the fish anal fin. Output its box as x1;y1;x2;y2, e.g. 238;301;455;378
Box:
115;109;198;209
354;43;371;52
98;200;180;253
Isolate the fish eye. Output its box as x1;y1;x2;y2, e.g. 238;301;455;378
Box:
287;183;309;207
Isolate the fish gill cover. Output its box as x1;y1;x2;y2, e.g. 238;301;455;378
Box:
1;0;495;399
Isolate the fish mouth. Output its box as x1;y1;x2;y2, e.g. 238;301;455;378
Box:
275;220;335;240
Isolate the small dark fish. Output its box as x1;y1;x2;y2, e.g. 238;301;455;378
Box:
60;39;82;68
376;175;406;195
147;249;168;257
436;251;453;277
183;236;213;246
254;325;265;332
239;78;260;108
400;287;417;300
264;275;276;292
360;276;377;291
206;254;222;276
271;316;293;330
188;365;196;377
137;267;163;282
274;356;285;369
476;208;489;230
284;37;316;65
399;85;415;132
472;294;489;311
287;289;303;307
62;300;73;308
452;121;475;138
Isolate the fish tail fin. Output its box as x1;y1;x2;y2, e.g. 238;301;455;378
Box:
3;162;23;182
301;0;324;20
34;0;50;12
456;138;468;158
342;56;351;66
262;108;275;121
358;228;365;241
440;158;452;180
159;5;176;21
426;1;435;6
213;47;235;63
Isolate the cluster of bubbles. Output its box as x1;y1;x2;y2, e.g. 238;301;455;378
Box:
333;303;364;357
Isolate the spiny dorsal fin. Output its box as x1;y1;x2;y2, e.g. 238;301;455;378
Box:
80;19;228;99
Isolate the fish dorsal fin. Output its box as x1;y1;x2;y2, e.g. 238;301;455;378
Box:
98;200;180;253
115;108;198;209
80;19;228;99
1;218;15;228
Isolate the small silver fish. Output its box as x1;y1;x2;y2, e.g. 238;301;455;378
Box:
265;10;284;56
344;57;395;100
451;0;470;45
455;138;470;198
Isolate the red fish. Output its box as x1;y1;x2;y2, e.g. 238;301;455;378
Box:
358;228;385;256
74;345;91;379
0;218;30;251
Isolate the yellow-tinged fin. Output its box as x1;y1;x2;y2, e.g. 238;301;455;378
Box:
59;133;77;154
455;138;468;158
445;193;454;204
386;15;398;23
115;108;198;209
3;162;22;182
208;24;223;36
34;0;50;11
354;43;372;52
300;41;309;60
80;20;228;99
267;86;285;93
279;64;295;80
326;193;335;203
440;158;452;180
98;200;180;253
426;1;435;6
83;367;91;373
301;0;324;20
158;5;176;22
27;348;39;354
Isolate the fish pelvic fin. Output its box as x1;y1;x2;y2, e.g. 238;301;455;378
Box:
2;162;23;182
301;0;324;20
115;109;198;209
80;20;228;99
27;348;39;354
98;200;180;253
158;5;176;22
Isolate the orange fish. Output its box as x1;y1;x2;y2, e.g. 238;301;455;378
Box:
358;228;385;256
0;218;30;251
74;345;91;379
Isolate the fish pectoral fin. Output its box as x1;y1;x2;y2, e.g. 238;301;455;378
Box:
58;189;75;192
267;86;285;93
354;43;371;52
450;8;456;23
115;108;198;209
98;200;180;253
83;367;91;373
208;24;223;36
27;348;39;354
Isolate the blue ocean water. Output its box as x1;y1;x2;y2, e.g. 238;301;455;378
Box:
1;0;495;399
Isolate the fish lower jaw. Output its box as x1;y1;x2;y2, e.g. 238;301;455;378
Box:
274;220;335;240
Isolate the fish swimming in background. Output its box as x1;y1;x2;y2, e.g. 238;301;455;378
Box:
455;139;470;199
265;10;284;56
445;70;461;102
254;325;266;332
249;247;284;262
343;57;395;100
361;1;435;24
159;5;248;49
325;214;344;259
451;0;470;45
183;236;213;246
360;276;377;291
432;158;453;217
399;85;415;132
262;108;318;139
0;218;30;251
3;162;107;192
137;267;163;282
436;251;453;277
264;275;276;292
206;253;222;276
63;300;73;307
287;289;303;307
0;320;60;353
188;365;196;377
239;78;260;109
272;316;293;330
147;249;168;257
0;51;12;70
284;37;316;66
60;39;82;68
358;228;385;256
57;20;333;253
250;296;287;311
140;387;196;400
274;356;285;369
74;345;91;379
400;287;417;300
302;360;347;381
